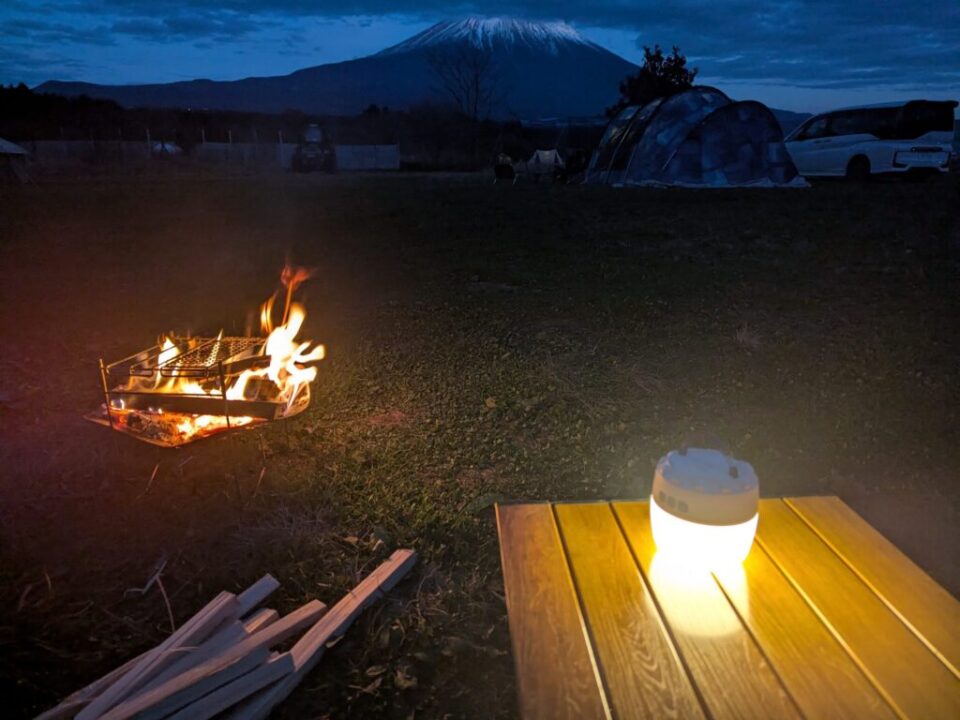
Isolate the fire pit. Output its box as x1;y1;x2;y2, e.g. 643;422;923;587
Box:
86;266;325;447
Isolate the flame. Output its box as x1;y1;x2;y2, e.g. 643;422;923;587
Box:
107;264;324;445
261;263;315;334
260;294;277;335
229;302;325;411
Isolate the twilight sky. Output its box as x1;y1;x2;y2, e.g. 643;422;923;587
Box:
2;1;958;113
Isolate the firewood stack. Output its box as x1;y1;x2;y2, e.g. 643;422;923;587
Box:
37;550;417;720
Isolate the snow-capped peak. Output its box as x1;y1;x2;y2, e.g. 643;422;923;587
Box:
377;17;596;56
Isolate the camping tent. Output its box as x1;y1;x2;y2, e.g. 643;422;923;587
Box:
585;87;801;187
0;137;30;184
526;149;565;180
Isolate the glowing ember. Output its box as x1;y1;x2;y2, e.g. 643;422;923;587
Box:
91;265;325;447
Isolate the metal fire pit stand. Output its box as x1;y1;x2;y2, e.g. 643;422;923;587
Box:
95;336;283;419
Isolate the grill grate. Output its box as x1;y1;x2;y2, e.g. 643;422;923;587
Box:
126;336;266;379
157;337;263;377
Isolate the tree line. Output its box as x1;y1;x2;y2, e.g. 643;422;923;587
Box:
1;45;697;167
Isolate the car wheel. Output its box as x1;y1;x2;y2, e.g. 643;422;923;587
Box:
846;155;871;183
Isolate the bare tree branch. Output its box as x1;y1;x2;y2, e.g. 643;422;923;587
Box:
427;45;502;120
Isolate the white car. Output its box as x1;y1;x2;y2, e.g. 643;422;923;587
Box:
785;100;956;180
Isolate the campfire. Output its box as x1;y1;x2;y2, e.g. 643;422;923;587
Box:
87;265;325;447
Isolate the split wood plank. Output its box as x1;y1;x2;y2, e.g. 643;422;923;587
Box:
35;632;236;720
757;499;960;720
36;652;153;720
495;505;609;720
99;599;327;720
75;590;239;720
711;519;899;719
554;503;704;720
42;577;280;719
241;608;280;633
33;697;88;720
125;648;271;720
38;610;284;720
225;549;418;720
237;575;281;617
138;607;279;694
786;495;960;677
610;502;801;719
165;653;294;720
65;654;147;703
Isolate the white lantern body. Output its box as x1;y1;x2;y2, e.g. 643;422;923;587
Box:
650;448;759;568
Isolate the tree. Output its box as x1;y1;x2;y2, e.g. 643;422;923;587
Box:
607;45;698;117
427;45;503;121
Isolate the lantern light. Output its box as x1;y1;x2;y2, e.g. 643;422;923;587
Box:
650;447;759;569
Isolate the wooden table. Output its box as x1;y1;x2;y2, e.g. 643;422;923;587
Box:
496;497;960;720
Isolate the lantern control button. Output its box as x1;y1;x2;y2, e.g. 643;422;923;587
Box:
653;448;758;527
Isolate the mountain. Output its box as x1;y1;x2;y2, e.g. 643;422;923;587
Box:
770;109;811;134
36;18;639;120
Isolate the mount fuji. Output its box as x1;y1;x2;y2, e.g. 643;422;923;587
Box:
36;18;640;119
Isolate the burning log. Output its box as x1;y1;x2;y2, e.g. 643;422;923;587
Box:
86;266;325;447
36;553;416;720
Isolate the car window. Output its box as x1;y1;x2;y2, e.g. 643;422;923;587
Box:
798;116;830;140
831;112;870;136
899;101;955;138
862;109;895;139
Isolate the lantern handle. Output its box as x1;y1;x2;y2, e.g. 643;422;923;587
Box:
677;432;740;479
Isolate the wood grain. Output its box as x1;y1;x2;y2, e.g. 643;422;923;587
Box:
554;502;704;720
758;499;960;720
786;496;960;677
496;504;610;720
715;526;899;719
612;501;800;720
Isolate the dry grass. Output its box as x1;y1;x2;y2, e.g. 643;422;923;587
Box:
735;323;762;350
1;171;958;718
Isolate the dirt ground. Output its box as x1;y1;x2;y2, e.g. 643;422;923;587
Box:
1;170;958;718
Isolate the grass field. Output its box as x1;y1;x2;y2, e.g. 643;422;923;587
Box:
1;171;958;718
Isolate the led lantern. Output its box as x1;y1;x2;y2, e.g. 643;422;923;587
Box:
650;447;759;569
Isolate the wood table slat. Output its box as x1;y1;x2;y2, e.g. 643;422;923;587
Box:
612;501;801;720
785;496;960;677
496;504;610;720
715;528;900;719
554;503;706;720
757;499;960;720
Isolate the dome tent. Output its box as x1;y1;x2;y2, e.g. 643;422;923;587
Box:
586;87;802;187
0;137;30;184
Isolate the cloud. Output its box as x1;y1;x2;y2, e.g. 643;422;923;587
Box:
0;42;93;86
2;1;957;93
109;13;269;42
4;17;115;46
